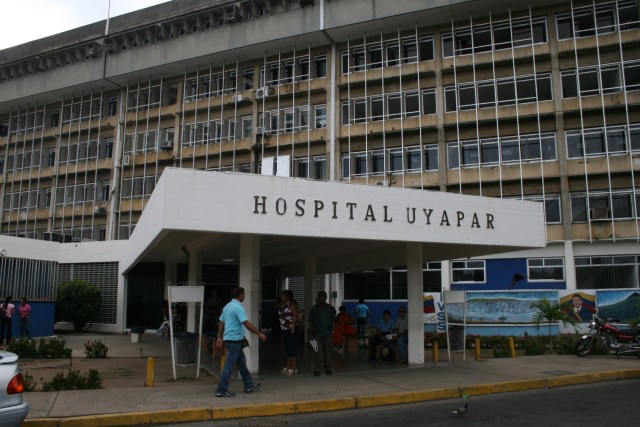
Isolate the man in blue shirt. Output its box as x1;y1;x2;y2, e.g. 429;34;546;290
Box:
215;286;267;398
368;309;395;361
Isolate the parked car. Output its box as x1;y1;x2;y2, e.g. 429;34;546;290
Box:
0;351;28;426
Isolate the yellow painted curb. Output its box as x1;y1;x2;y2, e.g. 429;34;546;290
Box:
22;419;62;427
546;369;640;389
56;408;211;427
214;402;297;420
213;398;356;420
464;378;547;396
356;387;460;408
295;397;356;413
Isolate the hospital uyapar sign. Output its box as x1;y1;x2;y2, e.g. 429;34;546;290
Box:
253;195;495;229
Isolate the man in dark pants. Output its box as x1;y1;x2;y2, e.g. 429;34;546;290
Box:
308;290;335;376
215;286;267;398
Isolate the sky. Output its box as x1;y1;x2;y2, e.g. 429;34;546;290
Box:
0;0;170;50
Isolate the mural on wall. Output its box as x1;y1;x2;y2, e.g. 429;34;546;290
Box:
423;293;445;332
446;291;557;324
559;291;597;323
595;289;640;323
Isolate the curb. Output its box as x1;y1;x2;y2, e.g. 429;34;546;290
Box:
23;369;640;427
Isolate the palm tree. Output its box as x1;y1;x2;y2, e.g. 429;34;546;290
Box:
530;298;578;353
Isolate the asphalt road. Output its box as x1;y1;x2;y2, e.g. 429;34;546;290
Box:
157;379;640;427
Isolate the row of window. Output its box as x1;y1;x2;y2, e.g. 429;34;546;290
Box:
260;55;327;86
124;129;174;154
445;73;552;112
2;182;110;210
341;90;435;124
2;139;115;173
561;60;640;98
341;35;434;73
183;69;254;102
340;124;637;177
556;0;639;40
341;144;438;178
571;189;640;222
447;132;557;169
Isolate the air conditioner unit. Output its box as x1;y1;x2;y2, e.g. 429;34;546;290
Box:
256;126;271;136
226;5;240;22
122;154;131;166
94;206;106;215
232;94;245;104
254;86;273;99
590;207;610;221
160;140;173;151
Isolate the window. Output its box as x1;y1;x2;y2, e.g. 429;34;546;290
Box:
556;1;639;40
445;74;552;112
342;144;438;179
451;260;485;283
443;16;547;57
575;255;640;289
523;194;562;224
314;55;327;78
241;116;253;139
528;258;564;281
448;132;557;169
566;125;635;158
571;190;638;222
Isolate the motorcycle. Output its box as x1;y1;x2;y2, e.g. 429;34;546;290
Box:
574;314;640;357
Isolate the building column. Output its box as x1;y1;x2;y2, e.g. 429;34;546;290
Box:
186;249;201;333
304;256;317;334
407;242;424;365
564;241;576;290
239;234;261;373
440;261;451;292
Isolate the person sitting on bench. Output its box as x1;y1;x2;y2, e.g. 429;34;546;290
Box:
368;309;395;361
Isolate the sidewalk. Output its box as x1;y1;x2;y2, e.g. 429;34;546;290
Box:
22;332;640;426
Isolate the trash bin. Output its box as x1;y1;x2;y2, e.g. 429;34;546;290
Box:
174;332;197;364
130;327;145;343
448;325;465;351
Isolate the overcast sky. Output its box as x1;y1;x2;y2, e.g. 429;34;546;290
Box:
0;0;170;50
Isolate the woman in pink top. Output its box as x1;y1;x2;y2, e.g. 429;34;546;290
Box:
18;298;31;339
0;296;15;346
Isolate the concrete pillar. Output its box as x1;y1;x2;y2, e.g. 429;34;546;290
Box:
239;234;261;373
407;242;425;365
440;261;451;292
564;241;576;290
304;256;317;334
186;250;201;333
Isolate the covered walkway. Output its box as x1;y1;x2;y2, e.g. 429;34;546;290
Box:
121;168;545;372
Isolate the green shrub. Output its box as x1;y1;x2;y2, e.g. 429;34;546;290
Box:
84;340;108;358
57;279;102;332
38;338;72;359
5;338;39;358
522;335;548;355
21;372;38;392
42;369;102;391
6;337;71;359
493;347;511;358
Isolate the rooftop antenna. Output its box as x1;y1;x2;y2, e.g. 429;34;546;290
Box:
105;0;111;36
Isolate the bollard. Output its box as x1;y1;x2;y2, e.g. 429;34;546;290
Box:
146;357;155;388
508;336;516;357
432;341;439;366
474;338;481;360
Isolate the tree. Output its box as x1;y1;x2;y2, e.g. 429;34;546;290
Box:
530;298;578;353
57;280;102;332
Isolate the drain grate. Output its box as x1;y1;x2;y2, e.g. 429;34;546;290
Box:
238;419;289;427
541;370;575;376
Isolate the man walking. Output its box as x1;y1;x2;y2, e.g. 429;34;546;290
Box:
215;286;267;398
308;290;335;376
